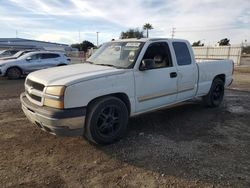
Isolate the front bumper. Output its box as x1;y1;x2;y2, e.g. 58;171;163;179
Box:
20;92;86;136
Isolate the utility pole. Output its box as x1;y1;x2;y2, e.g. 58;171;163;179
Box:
171;27;176;38
96;32;99;47
16;30;18;38
78;29;81;43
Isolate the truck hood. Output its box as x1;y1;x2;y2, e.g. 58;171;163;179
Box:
27;63;126;86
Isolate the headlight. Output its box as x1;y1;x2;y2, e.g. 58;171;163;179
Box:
46;86;65;96
43;86;65;109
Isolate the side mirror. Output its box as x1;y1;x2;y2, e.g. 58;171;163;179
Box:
26;57;32;61
140;59;155;71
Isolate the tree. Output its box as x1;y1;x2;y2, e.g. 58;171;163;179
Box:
120;28;145;39
71;40;95;52
192;40;204;47
71;43;81;50
143;23;153;38
242;46;250;54
218;38;230;46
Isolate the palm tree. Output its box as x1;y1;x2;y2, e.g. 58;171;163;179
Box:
143;23;153;38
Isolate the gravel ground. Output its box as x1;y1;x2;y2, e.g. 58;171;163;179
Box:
0;71;250;188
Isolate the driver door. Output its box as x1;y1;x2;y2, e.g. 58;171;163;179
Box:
134;42;178;113
23;53;42;73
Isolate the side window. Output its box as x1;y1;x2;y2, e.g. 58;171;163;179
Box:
29;54;41;60
141;42;172;69
41;53;60;59
10;50;18;55
173;42;191;66
3;51;11;55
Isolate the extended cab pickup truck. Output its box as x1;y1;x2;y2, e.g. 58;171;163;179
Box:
20;38;233;145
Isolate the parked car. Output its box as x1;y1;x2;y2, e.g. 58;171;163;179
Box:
20;38;233;145
0;50;35;60
0;49;19;58
0;51;69;79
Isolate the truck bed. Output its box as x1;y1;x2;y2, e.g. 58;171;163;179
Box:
196;59;234;96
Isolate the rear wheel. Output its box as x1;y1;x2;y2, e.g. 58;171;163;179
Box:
85;96;128;145
6;67;22;79
203;78;224;107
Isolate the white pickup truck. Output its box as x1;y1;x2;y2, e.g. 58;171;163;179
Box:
20;38;233;145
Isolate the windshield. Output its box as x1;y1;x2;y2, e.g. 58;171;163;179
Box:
16;51;32;59
12;51;23;58
87;41;144;68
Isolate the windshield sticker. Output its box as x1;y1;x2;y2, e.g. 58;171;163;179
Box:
125;42;141;47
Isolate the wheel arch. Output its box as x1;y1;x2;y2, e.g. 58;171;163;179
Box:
5;66;23;76
213;74;225;84
86;92;131;115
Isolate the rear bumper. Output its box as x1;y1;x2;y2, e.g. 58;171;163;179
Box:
20;92;86;136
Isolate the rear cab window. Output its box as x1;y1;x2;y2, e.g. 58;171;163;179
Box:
173;42;192;66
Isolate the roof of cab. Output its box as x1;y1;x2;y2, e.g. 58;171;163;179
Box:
110;38;188;43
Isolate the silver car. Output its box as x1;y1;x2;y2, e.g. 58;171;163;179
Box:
0;49;19;58
0;50;35;60
0;51;70;79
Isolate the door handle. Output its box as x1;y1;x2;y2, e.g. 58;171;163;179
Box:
170;72;177;78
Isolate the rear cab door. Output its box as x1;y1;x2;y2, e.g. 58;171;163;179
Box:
171;40;198;101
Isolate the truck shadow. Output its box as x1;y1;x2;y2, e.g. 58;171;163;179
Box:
99;97;250;187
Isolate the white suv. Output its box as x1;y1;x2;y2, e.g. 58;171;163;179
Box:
0;51;70;79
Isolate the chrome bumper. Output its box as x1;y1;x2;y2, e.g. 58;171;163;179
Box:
20;92;86;136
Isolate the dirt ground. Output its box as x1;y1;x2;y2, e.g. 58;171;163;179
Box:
0;71;250;188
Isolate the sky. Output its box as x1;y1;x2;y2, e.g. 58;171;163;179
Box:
0;0;249;46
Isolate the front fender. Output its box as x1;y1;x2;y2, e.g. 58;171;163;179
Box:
64;71;135;113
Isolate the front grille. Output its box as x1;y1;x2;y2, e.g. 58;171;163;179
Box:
27;93;42;102
25;79;44;104
26;79;45;91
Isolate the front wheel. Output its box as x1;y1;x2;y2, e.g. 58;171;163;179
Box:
85;96;129;145
6;67;22;79
203;78;224;107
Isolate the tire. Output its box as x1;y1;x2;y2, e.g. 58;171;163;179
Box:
202;78;224;107
6;67;22;79
58;64;66;66
85;96;129;145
